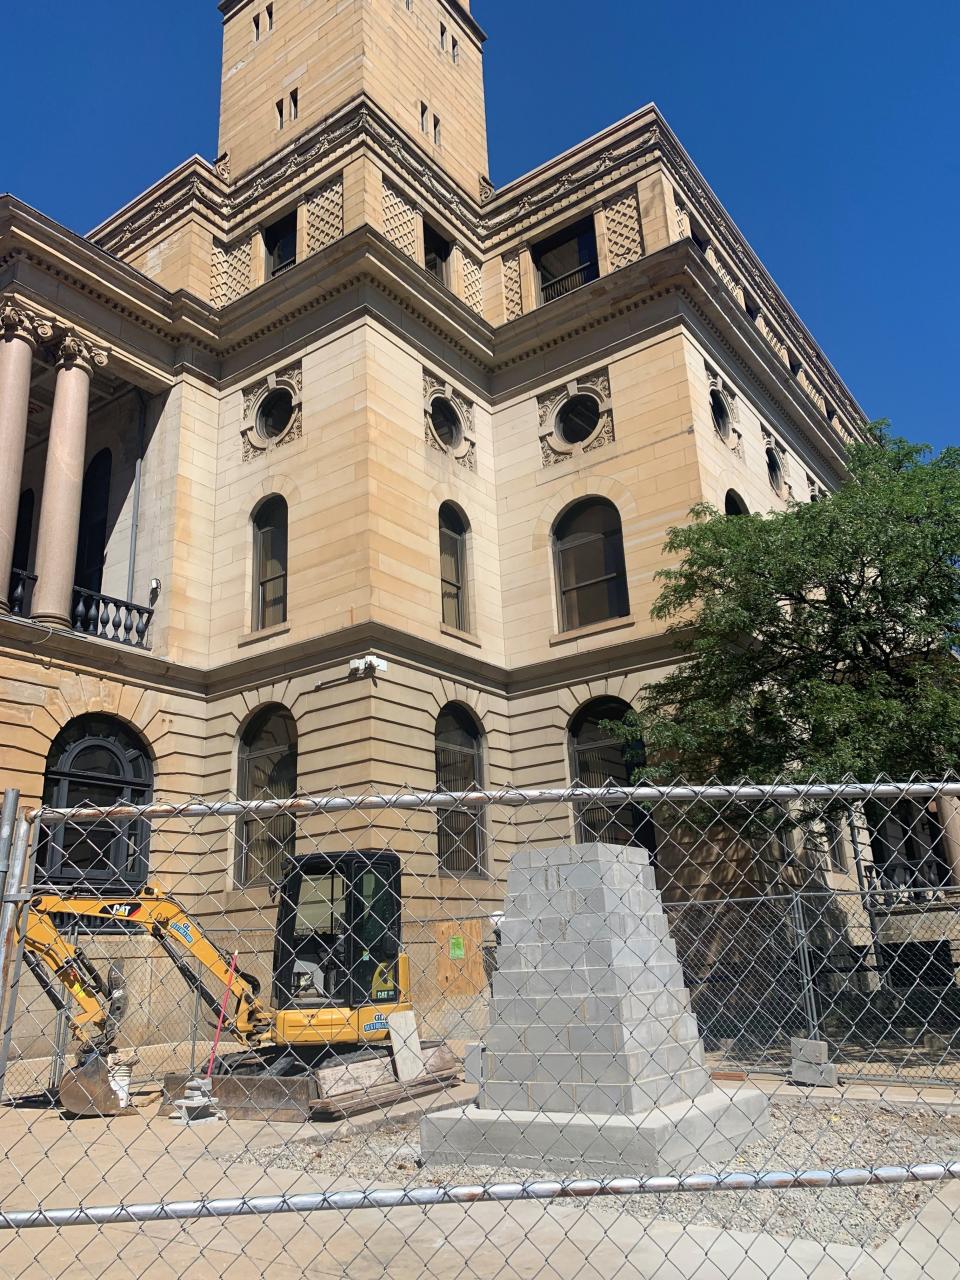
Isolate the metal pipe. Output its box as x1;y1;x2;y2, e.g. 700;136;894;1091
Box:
24;781;960;826
0;791;20;908
0;818;37;1098
125;391;147;603
1;1162;959;1231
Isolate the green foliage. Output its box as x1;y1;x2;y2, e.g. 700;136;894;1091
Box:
611;426;960;782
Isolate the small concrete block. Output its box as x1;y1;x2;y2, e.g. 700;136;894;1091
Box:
792;1060;840;1087
388;1012;424;1083
463;1042;484;1087
791;1038;829;1065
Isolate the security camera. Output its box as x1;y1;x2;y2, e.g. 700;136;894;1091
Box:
349;655;388;678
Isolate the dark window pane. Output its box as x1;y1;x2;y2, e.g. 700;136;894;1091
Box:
253;497;288;630
435;706;485;875
238;707;298;886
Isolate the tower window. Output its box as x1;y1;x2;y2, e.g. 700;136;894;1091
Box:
289;88;299;122
420;101;429;133
423;222;453;285
440;22;447;49
276;99;285;129
253;13;261;41
266;3;274;31
533;217;600;304
433;114;442;146
264;210;298;277
452;37;460;64
439;504;470;632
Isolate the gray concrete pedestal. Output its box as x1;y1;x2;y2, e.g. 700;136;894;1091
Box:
421;842;769;1176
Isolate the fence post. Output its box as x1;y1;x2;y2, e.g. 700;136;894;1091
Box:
0;790;20;911
0;814;36;1098
789;889;821;1042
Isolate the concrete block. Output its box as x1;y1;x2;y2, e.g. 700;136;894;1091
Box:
791;1038;829;1065
792;1060;840;1087
463;1042;484;1087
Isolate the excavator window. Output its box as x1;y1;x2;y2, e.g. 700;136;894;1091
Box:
272;852;402;1011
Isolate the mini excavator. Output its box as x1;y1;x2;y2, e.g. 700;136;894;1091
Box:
17;851;458;1120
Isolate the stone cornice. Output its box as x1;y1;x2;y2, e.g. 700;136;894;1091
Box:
0;613;681;704
90;158;228;257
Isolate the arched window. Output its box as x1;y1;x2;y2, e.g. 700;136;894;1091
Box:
237;706;298;886
569;698;656;854
725;490;749;516
74;448;112;594
439;503;470;631
553;498;629;632
435;704;485;876
252;495;288;631
39;714;153;890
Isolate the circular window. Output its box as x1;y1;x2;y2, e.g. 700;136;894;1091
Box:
556;395;601;445
430;396;462;449
710;389;730;440
257;388;295;440
767;446;784;494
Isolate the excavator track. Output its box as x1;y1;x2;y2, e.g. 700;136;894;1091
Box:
161;1042;462;1123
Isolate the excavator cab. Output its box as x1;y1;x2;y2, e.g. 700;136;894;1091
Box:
272;852;402;1012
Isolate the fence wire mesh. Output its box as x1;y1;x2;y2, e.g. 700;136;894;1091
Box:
0;778;959;1279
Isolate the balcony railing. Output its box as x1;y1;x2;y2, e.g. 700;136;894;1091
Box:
8;569;36;618
72;587;155;649
866;860;953;909
539;261;599;304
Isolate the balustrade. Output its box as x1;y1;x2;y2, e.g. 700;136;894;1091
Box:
539;261;599;304
7;569;36;618
71;587;154;649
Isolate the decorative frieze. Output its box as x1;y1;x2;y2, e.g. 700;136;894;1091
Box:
603;190;644;271
383;183;418;261
538;368;615;467
240;362;303;461
305;177;344;256
212;238;252;308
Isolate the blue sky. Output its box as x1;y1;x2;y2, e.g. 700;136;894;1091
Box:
3;1;956;451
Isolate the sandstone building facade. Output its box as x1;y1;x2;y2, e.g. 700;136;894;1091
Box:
2;0;901;924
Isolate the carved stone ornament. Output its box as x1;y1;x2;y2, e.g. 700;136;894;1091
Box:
705;366;743;457
423;369;477;472
0;298;55;348
537;368;615;467
57;333;109;374
240;362;304;462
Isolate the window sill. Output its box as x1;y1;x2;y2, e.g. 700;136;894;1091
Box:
238;622;290;648
440;623;482;648
549;615;636;646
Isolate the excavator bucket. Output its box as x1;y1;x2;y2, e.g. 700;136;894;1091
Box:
59;1052;125;1118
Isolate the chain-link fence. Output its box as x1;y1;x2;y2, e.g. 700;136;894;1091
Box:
1;778;960;1278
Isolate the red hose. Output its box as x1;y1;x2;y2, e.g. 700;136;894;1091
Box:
206;951;239;1079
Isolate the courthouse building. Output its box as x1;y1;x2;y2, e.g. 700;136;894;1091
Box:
0;0;887;913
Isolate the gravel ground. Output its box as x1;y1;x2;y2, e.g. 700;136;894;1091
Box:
227;1099;960;1250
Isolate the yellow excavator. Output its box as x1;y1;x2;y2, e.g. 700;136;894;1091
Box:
18;850;458;1120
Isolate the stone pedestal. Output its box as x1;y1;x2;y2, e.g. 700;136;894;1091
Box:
421;842;769;1176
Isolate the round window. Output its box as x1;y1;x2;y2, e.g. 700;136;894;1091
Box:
710;389;730;440
556;395;601;445
430;396;462;449
767;446;784;493
257;388;295;440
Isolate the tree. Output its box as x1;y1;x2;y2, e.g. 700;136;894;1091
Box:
612;428;960;783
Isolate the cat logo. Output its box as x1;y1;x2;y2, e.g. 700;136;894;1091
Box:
100;903;140;919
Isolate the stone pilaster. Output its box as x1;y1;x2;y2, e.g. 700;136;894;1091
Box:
31;334;109;628
0;299;54;613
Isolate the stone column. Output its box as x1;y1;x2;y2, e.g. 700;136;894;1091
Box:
31;335;108;628
0;300;53;612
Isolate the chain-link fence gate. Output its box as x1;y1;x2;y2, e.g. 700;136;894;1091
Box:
1;778;959;1279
